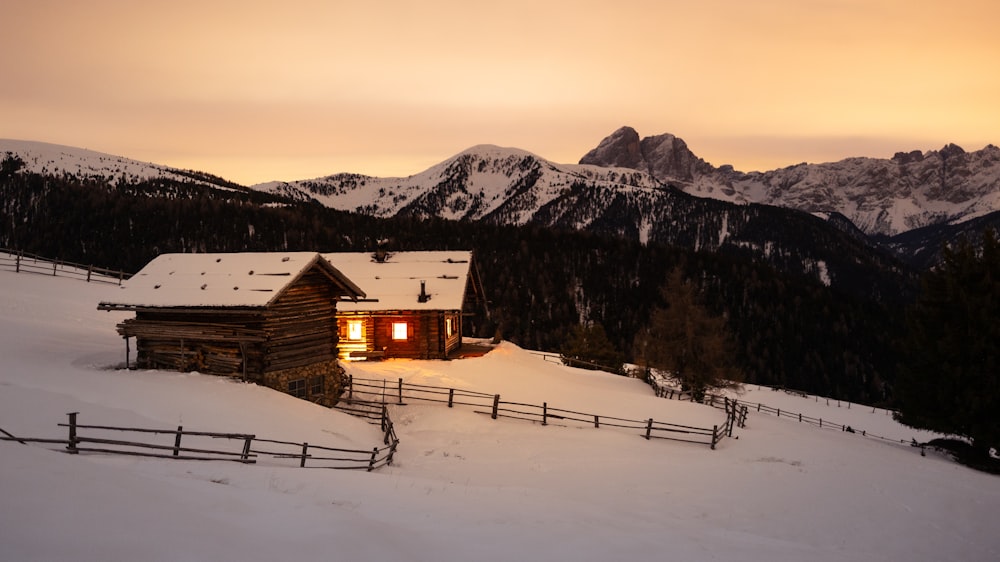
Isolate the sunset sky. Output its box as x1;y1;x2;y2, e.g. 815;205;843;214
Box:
3;0;998;185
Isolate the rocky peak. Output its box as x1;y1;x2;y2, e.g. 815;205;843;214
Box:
579;127;715;183
891;150;924;165
579;126;644;169
938;143;967;160
638;133;715;182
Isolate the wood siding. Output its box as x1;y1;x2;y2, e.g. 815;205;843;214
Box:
261;269;338;373
337;310;463;360
119;267;340;382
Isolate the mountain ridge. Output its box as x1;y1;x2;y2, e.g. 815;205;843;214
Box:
578;126;1000;237
4;133;999;276
6;134;998;241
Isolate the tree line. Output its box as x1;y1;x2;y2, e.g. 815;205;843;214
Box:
1;168;914;405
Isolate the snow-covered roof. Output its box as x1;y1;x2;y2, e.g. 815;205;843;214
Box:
99;252;364;309
325;251;474;312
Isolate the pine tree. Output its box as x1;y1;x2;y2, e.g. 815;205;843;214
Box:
895;230;1000;459
634;267;742;401
1;152;25;179
560;322;625;374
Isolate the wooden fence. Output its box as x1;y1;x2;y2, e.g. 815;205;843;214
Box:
0;249;130;285
528;351;624;375
649;371;913;448
1;412;397;471
343;375;744;450
734;399;915;447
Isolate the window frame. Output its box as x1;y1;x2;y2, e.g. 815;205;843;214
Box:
347;319;364;341
287;378;306;398
391;321;408;341
308;375;324;396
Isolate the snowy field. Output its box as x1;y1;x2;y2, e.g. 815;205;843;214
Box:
1;269;998;561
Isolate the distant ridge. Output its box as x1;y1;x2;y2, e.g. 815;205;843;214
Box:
578;127;1000;237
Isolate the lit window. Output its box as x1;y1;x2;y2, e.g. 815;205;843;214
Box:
347;320;363;341
446;317;455;337
392;322;408;341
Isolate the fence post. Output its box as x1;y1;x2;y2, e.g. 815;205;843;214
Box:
15;253;20;273
53;260;58;276
347;374;353;403
386;440;398;466
397;378;404;405
542;402;547;426
241;436;254;463
491;394;500;419
383;420;394;445
798;413;802;422
367;447;378;471
125;336;131;370
594;415;600;429
173;426;183;457
87;264;93;282
66;412;79;454
448;388;455;408
300;442;309;468
711;425;719;450
644;418;653;440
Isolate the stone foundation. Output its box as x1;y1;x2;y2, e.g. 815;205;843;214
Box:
260;359;347;407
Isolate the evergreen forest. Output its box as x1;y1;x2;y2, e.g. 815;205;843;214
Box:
2;169;917;405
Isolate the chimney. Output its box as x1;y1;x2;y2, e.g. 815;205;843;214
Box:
418;280;430;303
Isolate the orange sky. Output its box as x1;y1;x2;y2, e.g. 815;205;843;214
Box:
3;0;998;185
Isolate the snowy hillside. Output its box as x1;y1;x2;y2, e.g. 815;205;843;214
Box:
2;268;997;561
0;139;236;190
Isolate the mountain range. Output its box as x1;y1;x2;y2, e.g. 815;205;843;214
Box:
3;129;1000;276
249;126;1000;236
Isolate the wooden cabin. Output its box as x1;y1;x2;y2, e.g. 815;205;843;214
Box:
97;252;365;405
324;251;486;360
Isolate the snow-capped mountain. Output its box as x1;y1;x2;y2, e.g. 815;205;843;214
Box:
5;133;997;276
250;144;914;292
254;145;660;224
581;127;1000;237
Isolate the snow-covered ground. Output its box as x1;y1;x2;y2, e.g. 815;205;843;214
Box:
1;269;998;561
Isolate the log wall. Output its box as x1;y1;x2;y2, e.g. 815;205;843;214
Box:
119;266;344;402
337;310;463;360
262;269;339;373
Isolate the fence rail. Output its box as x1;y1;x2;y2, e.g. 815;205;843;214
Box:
648;371;913;448
2;412;397;471
736;399;914;447
343;375;744;450
0;249;130;285
528;351;624;375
